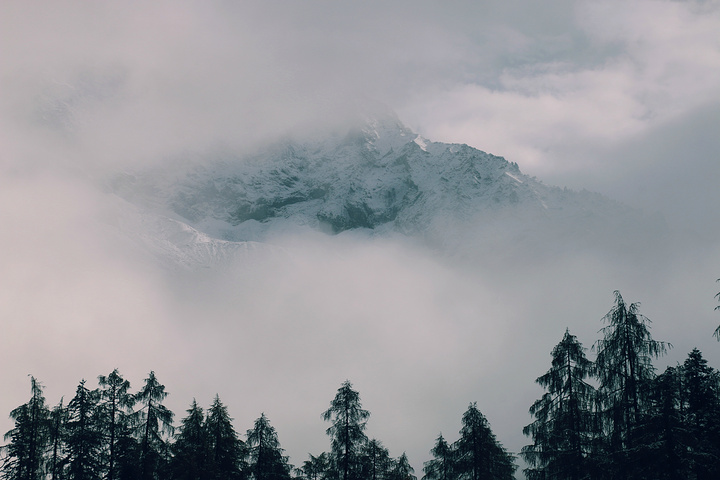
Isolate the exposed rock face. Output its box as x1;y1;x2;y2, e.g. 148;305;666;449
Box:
109;111;659;268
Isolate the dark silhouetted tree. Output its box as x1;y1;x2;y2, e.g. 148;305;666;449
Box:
205;395;246;480
246;414;291;480
65;380;103;480
2;376;50;480
360;439;392;480
634;366;687;480
387;453;415;480
681;348;720;479
133;371;174;480
322;381;369;480
522;329;597;480
169;399;207;480
593;291;669;478
298;453;329;480
422;434;454;480
453;403;515;480
113;434;141;480
97;369;134;480
48;399;69;480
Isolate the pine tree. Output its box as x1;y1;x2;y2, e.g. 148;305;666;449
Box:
47;399;69;480
2;376;50;480
634;366;687;480
133;371;174;480
246;414;291;480
205;395;246;480
65;380;103;480
453;403;515;480
388;453;415;480
522;329;597;480
422;434;454;480
113;434;141;480
170;400;207;480
360;439;392;480
298;453;329;480
322;381;369;480
97;369;134;480
593;291;669;478
681;348;720;479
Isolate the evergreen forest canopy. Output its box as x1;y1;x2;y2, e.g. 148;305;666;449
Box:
3;290;720;480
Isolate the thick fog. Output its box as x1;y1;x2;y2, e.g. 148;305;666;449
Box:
2;0;719;475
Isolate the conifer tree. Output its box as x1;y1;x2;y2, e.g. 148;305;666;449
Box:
322;381;369;480
298;453;329;480
246;414;291;480
46;398;68;480
48;399;69;480
170;400;207;480
522;329;596;480
422;434;454;480
593;291;669;478
361;439;392;480
681;348;720;479
205;395;246;480
2;376;50;480
133;371;174;480
635;366;687;480
64;380;103;480
388;453;415;480
453;403;515;480
97;369;134;480
113;434;141;480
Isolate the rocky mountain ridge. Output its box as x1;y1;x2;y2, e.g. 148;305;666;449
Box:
109;112;657;268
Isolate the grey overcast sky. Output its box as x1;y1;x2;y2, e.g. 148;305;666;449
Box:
1;0;720;476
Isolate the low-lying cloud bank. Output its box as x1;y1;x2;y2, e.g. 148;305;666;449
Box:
2;168;718;469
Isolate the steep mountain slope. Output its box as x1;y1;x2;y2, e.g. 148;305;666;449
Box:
109;112;659;267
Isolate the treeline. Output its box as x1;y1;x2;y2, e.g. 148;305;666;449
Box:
3;289;720;480
0;375;514;480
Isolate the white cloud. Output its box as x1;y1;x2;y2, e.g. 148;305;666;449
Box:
2;0;720;475
402;0;720;183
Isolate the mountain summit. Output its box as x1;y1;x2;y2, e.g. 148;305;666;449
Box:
110;111;658;267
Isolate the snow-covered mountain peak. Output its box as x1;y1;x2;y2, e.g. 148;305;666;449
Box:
355;109;416;157
109;111;660;268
